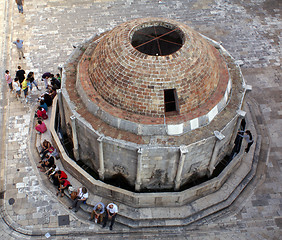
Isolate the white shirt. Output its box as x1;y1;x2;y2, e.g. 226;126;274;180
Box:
13;81;21;91
78;188;88;199
106;203;118;214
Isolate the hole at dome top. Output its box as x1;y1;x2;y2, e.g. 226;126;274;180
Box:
131;23;184;56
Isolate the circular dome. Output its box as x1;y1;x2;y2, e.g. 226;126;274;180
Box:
89;18;224;118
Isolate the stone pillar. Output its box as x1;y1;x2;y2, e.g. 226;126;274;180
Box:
174;146;189;191
97;136;105;180
70;115;79;161
230;109;247;144
208;131;225;176
57;89;66;133
135;148;143;191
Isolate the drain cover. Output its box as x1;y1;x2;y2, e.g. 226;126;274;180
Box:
58;215;70;226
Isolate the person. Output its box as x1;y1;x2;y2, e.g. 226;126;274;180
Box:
56;73;61;83
22;77;30;103
42;72;52;89
13;77;21;99
13;39;25;59
43;92;53;107
5;70;13;92
102;203;118;230
39;140;53;160
69;187;88;212
90;202;105;224
27;71;40;91
57;179;71;197
36;106;48;119
35;119;47;134
38;154;55;172
15;0;24;14
238;130;254;153
49;87;57;99
50;74;61;89
39;99;48;112
16;66;25;86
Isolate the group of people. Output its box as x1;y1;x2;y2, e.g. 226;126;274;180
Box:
5;66;61;105
37;141;118;230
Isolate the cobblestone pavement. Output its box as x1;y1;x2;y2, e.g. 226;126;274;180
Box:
0;0;281;239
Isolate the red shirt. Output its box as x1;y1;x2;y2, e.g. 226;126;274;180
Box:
37;109;48;120
62;180;71;187
35;122;47;133
59;171;67;179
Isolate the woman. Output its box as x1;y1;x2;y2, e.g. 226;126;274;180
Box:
35;119;47;134
5;70;13;92
36;106;48;119
27;71;39;91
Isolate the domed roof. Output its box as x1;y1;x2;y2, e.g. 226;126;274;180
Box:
89;18;225;118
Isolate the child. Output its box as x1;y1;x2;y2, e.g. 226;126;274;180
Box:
5;70;13;92
13;77;21;99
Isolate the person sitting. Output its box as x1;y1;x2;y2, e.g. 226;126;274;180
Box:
39;140;54;160
36;106;48;119
35;119;47;134
49;87;57;99
102;203;118;230
39;100;48;112
43;92;53;107
89;202;105;224
50;74;61;89
57;179;71;197
38;154;55;172
69;187;88;212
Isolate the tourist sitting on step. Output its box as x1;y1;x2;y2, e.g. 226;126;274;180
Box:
37;154;55;172
39;99;48;112
89;202;105;224
57;179;71;197
36;106;48;120
102;203;118;231
51;170;68;187
69;187;88;212
35;119;47;134
39;140;53;160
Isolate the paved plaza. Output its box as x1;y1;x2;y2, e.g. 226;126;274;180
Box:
0;0;281;239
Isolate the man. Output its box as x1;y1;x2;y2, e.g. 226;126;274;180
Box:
15;0;24;14
13;39;25;59
16;66;25;86
102;203;118;230
89;202;105;224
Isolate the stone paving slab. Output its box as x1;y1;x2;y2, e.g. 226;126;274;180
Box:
0;0;281;239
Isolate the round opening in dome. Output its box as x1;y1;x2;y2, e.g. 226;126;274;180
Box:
131;23;184;56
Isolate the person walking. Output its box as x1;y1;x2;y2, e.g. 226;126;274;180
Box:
13;39;25;59
5;70;13;93
27;71;40;91
22;77;30;103
15;0;24;14
16;66;25;87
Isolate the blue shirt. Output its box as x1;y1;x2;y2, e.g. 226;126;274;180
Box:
93;202;105;214
13;40;23;49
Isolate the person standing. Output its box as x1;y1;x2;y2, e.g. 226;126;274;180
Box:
238;130;254;153
13;77;21;99
27;71;40;91
16;66;25;86
42;72;52;89
13;39;25;59
102;203;118;230
5;70;13;92
22;77;30;103
15;0;24;14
